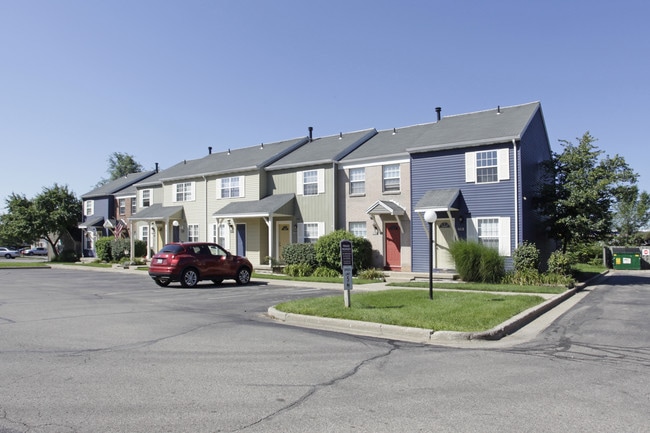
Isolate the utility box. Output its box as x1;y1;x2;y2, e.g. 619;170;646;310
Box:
611;248;642;270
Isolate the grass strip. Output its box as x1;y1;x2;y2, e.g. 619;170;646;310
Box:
387;281;566;294
275;289;544;332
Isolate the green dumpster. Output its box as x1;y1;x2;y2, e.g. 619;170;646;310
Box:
611;248;641;270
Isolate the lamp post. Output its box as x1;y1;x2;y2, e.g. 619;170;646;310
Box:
423;210;437;300
172;220;180;242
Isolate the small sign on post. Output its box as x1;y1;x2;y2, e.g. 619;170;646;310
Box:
340;240;353;308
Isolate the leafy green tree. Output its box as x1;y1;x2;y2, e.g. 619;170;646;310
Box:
537;132;638;252
0;185;81;257
611;186;650;245
95;152;144;187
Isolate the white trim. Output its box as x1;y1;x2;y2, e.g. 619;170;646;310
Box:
465;152;476;183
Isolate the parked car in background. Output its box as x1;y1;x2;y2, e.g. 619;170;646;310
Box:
148;242;253;288
0;247;20;259
22;247;48;256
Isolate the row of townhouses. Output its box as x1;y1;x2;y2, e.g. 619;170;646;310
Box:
79;101;554;273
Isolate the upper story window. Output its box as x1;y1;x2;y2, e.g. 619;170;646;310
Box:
130;198;137;214
465;149;509;183
141;189;152;208
118;198;126;215
174;182;195;202
349;168;365;195
84;200;94;216
382;164;400;192
218;176;244;199
297;169;324;196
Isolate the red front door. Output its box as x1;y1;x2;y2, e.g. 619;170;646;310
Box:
385;223;401;270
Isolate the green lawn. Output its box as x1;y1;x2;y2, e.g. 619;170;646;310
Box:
275;289;545;332
0;260;49;268
387;281;567;294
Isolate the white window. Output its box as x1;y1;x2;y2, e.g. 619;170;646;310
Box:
218;176;244;199
140;189;152;207
467;217;511;256
84;200;94;216
188;224;199;242
465;149;509;183
210;223;218;244
382;164;400;192
296;169;325;196
174;182;195;202
140;225;149;243
218;223;230;249
349;168;365;195
297;222;324;243
118;198;126;215
130;198;137;214
349;221;367;238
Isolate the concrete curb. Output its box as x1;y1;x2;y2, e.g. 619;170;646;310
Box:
268;270;609;344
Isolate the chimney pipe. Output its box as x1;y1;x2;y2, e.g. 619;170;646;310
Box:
208;146;212;154
435;107;442;121
155;162;159;173
308;126;313;142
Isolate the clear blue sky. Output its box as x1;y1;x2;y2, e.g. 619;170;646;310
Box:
1;1;648;211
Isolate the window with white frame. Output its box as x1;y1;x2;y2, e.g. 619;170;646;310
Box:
303;170;319;195
130;197;137;214
478;218;500;250
174;182;195;202
218;176;243;199
296;169;324;196
349;168;365;195
303;223;320;243
468;217;511;256
141;189;152;208
118;198;126;215
349;221;367;238
140;225;149;243
84;200;94;216
188;224;199;242
465;149;509;183
382;164;400;192
210;223;218;244
218;223;229;249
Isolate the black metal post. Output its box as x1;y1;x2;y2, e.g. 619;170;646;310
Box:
429;221;433;300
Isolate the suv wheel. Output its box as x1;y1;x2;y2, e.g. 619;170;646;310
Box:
235;267;251;285
180;268;199;288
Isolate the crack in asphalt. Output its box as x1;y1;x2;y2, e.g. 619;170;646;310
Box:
234;340;400;432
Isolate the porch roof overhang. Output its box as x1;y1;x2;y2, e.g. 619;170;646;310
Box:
212;194;295;219
130;204;184;221
414;188;460;213
365;200;406;216
78;215;104;229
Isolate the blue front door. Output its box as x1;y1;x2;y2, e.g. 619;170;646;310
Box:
236;224;246;256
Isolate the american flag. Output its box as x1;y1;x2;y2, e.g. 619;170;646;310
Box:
114;220;126;239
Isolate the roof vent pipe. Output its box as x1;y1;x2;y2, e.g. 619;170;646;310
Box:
435;107;442;122
155;162;159;173
208;146;212;154
308;126;313;142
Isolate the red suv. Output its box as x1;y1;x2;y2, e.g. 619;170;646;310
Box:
148;242;253;288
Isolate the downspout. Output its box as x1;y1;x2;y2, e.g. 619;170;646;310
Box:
203;176;208;242
332;162;337;231
513;139;519;247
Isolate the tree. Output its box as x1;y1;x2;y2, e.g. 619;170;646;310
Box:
95;152;144;187
0;185;81;257
537;132;638;251
611;186;650;245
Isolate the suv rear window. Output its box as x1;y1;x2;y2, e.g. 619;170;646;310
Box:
158;245;185;254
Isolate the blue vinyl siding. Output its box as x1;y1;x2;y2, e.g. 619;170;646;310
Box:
411;146;516;272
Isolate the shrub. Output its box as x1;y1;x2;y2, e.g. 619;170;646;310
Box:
357;268;387;281
282;243;317;268
284;263;313;277
133;240;148;258
312;266;341;278
512;241;540;272
449;240;482;282
547;250;573;276
111;238;131;261
314;230;372;272
567;242;602;265
449;240;504;283
51;250;79;263
95;237;112;262
479;247;505;283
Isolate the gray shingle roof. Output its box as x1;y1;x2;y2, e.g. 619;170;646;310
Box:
407;102;541;153
341;123;432;164
81;171;157;198
212;194;295;218
414;188;461;211
130;204;184;221
266;129;377;170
